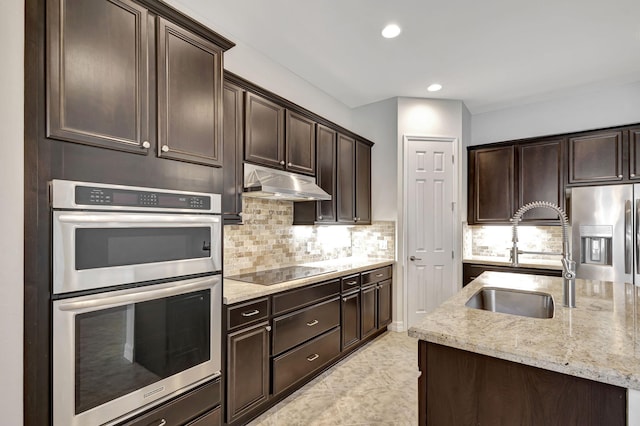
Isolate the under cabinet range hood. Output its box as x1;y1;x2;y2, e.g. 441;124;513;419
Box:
243;163;331;201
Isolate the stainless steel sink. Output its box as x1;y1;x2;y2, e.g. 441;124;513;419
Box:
465;287;554;319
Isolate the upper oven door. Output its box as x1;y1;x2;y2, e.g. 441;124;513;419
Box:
53;211;221;294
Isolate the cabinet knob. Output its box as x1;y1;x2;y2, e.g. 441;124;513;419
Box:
353;217;358;222
161;145;169;153
618;174;623;178
142;141;150;149
632;174;636;177
279;160;285;166
265;326;272;332
287;162;292;167
318;215;323;220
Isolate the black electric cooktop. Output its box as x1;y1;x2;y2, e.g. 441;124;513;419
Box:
227;266;336;285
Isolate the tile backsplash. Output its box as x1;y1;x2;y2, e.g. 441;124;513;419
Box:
224;198;395;275
463;223;563;260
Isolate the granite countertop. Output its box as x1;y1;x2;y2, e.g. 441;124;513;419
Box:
408;271;640;390
463;255;563;270
223;257;395;304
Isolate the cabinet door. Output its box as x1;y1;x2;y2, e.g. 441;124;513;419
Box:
286;111;316;175
244;92;285;168
469;146;515;224
376;279;392;330
337;133;356;223
518;139;564;221
341;291;360;350
316;124;337;223
355;140;372;224
361;285;377;339
629;129;640;181
226;322;270;423
47;0;149;154
157;18;222;167
568;131;624;183
222;81;244;222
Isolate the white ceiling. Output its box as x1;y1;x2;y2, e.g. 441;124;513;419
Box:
175;0;640;114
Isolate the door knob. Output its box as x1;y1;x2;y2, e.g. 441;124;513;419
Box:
409;256;422;261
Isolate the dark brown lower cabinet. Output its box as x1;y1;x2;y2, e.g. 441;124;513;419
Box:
186;406;220;426
361;284;377;339
376;279;392;330
226;322;270;423
418;341;626;426
341;290;361;350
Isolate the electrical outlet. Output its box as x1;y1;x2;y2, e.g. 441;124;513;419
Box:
379;240;388;250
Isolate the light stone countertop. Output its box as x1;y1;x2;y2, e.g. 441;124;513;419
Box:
408;271;640;390
223;257;395;305
463;255;563;270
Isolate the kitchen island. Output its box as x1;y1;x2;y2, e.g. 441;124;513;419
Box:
408;271;640;425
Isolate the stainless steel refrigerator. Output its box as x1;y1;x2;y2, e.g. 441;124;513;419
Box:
571;184;640;284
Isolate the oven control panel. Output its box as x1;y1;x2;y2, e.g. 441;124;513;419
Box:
74;186;211;210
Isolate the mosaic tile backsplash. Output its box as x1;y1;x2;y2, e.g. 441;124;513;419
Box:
224;198;395;275
463;223;563;260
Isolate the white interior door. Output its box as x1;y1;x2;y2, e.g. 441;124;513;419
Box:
405;137;456;327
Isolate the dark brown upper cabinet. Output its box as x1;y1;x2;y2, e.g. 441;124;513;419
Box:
244;92;286;169
286;111;317;175
335;134;372;225
337;133;356;223
222;81;244;223
157;18;223;167
355;140;372;225
468;145;515;224
517;138;565;221
47;0;150;154
628;128;640;181
568;131;624;184
47;0;231;166
315;124;337;223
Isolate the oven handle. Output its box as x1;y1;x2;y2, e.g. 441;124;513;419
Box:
56;212;220;225
56;276;219;312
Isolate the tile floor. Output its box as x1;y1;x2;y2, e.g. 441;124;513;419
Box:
248;331;419;426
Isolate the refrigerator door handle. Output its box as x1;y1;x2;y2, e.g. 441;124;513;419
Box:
626;200;632;274
636;199;640;272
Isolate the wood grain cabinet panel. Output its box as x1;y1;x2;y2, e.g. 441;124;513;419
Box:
360;284;377;339
315;124;337;222
376;279;392;330
629;129;640;180
47;0;150;154
568;131;624;183
517;138;564;221
469;145;515;223
341;291;361;350
355;140;372;224
226;322;270;423
222;81;244;222
286;111;316;175
157;17;223;167
337;133;356;223
244;92;285;169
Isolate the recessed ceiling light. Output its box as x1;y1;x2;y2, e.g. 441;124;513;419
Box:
427;83;442;92
381;24;401;39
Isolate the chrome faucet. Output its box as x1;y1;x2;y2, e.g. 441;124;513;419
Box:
510;201;576;308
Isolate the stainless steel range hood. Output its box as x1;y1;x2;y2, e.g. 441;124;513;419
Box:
243;163;331;201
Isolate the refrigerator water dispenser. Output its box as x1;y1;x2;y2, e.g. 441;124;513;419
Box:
579;225;612;266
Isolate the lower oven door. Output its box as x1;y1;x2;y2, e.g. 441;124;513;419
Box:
53;275;221;426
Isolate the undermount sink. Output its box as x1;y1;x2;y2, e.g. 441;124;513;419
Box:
465;287;555;319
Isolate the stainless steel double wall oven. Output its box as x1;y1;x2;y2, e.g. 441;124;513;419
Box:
51;180;222;426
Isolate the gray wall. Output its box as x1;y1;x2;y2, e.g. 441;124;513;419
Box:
0;0;23;422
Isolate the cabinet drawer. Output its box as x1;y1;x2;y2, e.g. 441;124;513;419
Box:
227;298;269;330
341;273;361;292
272;279;340;315
120;378;220;426
272;297;340;355
361;266;391;286
272;327;341;395
186;406;221;426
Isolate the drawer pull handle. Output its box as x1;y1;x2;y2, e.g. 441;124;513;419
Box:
306;319;319;327
154;420;167;426
375;273;384;277
346;281;358;286
241;309;260;317
307;353;319;362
